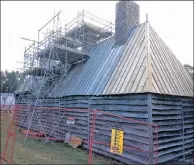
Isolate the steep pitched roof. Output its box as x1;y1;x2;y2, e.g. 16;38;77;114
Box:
46;22;193;97
148;24;193;96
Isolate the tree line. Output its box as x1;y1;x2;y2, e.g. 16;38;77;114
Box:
1;70;22;93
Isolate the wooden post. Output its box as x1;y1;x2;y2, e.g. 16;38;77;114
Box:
181;98;185;161
148;93;154;164
87;98;91;147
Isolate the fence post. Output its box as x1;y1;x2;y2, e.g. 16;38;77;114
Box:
1;105;17;164
88;109;96;165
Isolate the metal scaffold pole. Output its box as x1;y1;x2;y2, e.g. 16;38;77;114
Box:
12;9;115;147
23;11;63;144
23;40;54;144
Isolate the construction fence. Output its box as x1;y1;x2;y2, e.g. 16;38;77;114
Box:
1;105;158;165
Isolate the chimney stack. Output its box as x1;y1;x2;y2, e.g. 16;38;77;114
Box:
115;1;140;46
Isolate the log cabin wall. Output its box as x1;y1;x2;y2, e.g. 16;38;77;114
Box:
151;94;194;164
16;93;194;164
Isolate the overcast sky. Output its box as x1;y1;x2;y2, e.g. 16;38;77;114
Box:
1;1;193;71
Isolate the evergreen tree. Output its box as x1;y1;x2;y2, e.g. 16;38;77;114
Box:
184;64;193;79
0;70;22;93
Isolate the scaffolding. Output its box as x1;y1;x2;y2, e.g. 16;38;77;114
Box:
11;10;114;145
17;10;114;99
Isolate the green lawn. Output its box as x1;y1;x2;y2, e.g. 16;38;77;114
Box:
1;115;121;164
1;114;191;165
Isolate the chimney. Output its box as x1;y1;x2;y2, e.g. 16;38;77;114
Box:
115;1;140;46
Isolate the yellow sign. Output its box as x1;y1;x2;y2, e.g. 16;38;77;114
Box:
110;127;123;154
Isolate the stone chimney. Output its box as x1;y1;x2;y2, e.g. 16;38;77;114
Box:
115;1;140;46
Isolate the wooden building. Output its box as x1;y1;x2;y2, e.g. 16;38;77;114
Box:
16;1;194;164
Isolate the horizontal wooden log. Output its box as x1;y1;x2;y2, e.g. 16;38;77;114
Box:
83;144;147;165
90;99;148;106
91;104;148;112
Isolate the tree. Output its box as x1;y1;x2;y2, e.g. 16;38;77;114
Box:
184;64;193;79
0;70;22;93
1;71;7;92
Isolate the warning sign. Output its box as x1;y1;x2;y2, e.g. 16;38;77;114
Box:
110;127;123;154
67;117;75;124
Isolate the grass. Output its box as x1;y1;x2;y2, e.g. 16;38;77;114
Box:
1;113;192;165
1;113;121;164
